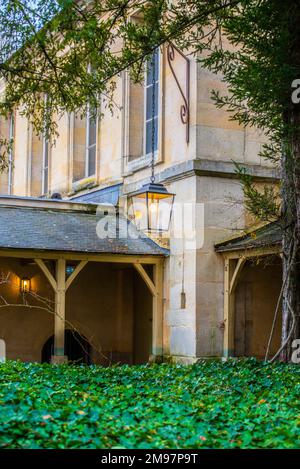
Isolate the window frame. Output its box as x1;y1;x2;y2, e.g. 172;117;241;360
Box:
143;49;160;159
41;134;49;196
85;102;97;179
7;112;14;195
123;47;164;175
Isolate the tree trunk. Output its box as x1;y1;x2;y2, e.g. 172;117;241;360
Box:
281;107;300;362
279;0;300;362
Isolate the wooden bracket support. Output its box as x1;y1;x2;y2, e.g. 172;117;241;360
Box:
133;263;156;297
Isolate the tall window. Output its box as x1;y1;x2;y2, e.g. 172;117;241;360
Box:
42;136;49;195
86;104;96;177
145;49;159;156
7;113;14;195
73;104;97;182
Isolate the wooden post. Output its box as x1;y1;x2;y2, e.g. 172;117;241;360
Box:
224;257;230;358
223;257;235;358
35;258;88;364
151;261;164;362
223;256;246;359
133;262;164;362
53;258;67;363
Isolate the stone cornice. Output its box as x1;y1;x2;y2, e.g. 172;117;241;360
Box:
123;159;280;194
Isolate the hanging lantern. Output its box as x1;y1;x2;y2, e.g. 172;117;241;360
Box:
129;182;175;232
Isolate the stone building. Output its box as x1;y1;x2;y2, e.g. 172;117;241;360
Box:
0;43;282;364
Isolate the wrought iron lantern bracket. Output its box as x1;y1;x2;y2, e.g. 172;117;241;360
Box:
167;42;190;144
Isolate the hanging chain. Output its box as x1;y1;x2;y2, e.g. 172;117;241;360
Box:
150;49;156;184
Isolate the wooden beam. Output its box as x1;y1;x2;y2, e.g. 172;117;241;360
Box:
225;246;280;259
151;261;164;361
0;249;163;264
223;257;247;359
34;258;57;291
133;263;157;297
229;257;246;294
65;260;88;291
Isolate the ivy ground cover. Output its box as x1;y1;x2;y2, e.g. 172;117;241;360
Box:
0;359;299;449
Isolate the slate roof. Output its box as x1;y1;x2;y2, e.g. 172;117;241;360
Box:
0;202;168;257
215;221;281;253
71;183;122;205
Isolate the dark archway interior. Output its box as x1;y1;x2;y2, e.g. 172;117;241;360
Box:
41;330;92;364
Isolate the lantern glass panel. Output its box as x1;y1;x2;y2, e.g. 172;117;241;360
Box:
147;192;174;232
129;183;175;232
130;193;149;232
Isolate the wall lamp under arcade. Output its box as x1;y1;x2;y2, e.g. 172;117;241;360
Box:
20;277;30;293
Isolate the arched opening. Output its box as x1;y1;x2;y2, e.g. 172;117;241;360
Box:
41;330;92;364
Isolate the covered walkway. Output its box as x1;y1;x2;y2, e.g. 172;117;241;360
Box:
215;222;282;359
0;196;168;364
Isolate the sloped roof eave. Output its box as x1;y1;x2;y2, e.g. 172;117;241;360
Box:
215;221;282;253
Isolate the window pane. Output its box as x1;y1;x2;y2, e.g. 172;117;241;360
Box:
146;83;159;121
88;115;96;147
146;50;159;86
44;140;49;167
146;117;158;155
9;113;14;140
88;145;96;176
44;167;48;194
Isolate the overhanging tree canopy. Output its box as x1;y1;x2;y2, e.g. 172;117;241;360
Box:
1;0;300;361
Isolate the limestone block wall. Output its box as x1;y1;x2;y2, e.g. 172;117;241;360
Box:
0;47;273;201
196;65;267;166
50;113;71;194
99;81;123;186
165;174;246;361
195;175;245;357
166;176;198;362
30;131;43;197
12;112;29;196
